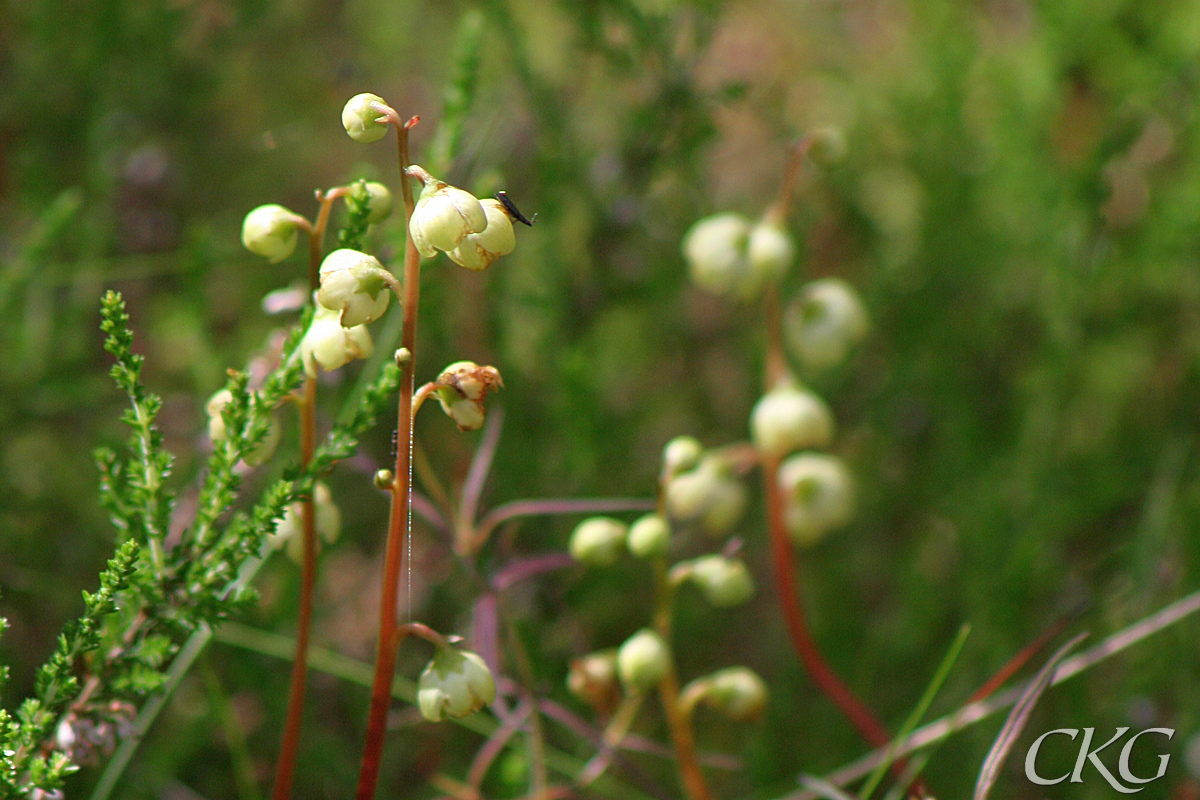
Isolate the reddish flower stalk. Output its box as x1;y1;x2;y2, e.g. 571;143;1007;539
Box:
271;188;344;800
355;112;422;800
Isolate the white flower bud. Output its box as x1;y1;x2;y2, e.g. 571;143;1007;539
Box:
617;629;671;693
242;204;305;263
751;381;834;460
300;302;373;377
409;172;487;258
747;220;794;287
417;648;496;722
567;649;620;712
682;213;752;297
679;555;755;607
316;248;391;327
662;435;703;480
568;517;627;566
784;278;869;370
342;92;390;143
627;513;670;559
432;361;504;431
698;667;768;721
664;457;747;538
269;482;342;563
448;198;517;270
206;388;281;466
777;453;854;546
362;181;394;224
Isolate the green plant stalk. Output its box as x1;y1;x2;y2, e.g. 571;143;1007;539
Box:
355;111;422;800
858;625;969;799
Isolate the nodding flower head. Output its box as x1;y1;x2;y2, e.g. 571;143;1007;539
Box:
568;517;628;566
417;648;496;722
691;667;768;722
664;455;747;538
206;388;281;467
341;93;392;143
626;513;670;559
784;278;869;370
269;482;342;563
316;248;391;327
448;198;517;270
299;301;374;377
362;181;394;224
777;453;855;546
241;204;306;263
408;170;487;258
675;554;755;608
432;361;503;431
750;379;835;460
567;649;621;713
747;219;794;286
682;213;752;297
617;629;671;693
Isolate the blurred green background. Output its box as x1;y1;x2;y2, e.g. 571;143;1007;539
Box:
3;0;1200;798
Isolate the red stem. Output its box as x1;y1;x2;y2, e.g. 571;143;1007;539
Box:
355;113;421;800
271;190;338;800
762;460;892;749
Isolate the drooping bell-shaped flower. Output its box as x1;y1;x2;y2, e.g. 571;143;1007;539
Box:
432;361;503;431
341;93;391;143
316;248;391;327
408;171;487;258
568;517;628;566
299;302;373;377
241;204;307;263
750;379;835;460
617;629;671;693
777;453;855;546
417;648;496;722
448;198;517;270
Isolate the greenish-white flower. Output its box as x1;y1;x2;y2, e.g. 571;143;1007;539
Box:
747;219;794;286
417;648;496;722
664;456;746;537
342;93;390;143
682;213;752;297
448;198;517;270
784;278;869;370
627;513;670;559
568;517;628;566
680;555;755;608
409;172;487;258
778;453;854;546
362;181;394;224
316;248;391;327
617;629;671;693
299;302;374;377
695;667;768;721
241;204;306;263
206;388;281;466
750;380;834;460
269;482;343;563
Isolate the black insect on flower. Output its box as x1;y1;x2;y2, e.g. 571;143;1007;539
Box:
496;191;536;227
